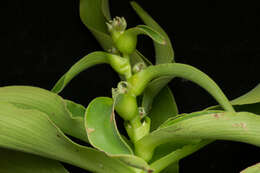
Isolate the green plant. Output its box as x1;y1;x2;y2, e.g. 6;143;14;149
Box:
0;0;259;172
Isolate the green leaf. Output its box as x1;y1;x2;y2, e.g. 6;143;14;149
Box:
85;97;153;172
135;111;260;161
130;1;174;64
85;97;133;155
52;51;109;94
143;82;178;131
161;162;179;173
0;86;88;142
241;163;260;173
0;102;136;173
207;83;260;114
129;63;234;112
127;25;166;45
80;0;114;50
0;148;69;173
231;83;260;105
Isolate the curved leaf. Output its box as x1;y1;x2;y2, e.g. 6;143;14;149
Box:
130;1;174;64
207;83;260;114
0;148;69;173
80;0;114;50
144;84;178;131
85;97;152;172
127;25;166;45
135;111;260;161
0;86;88;142
231;83;260;105
52;51;109;93
85;97;133;155
129;63;234;112
0;102;136;173
241;163;260;173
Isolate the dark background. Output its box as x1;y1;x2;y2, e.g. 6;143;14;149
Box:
1;0;260;172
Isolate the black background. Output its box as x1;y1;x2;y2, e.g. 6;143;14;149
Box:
1;0;260;172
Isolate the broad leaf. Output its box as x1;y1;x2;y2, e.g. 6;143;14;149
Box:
85;97;133;155
241;163;260;173
135;111;260;161
80;0;114;50
85;97;153;172
0;102;136;173
51;51;109;93
130;1;174;64
0;86;88;142
0;148;69;173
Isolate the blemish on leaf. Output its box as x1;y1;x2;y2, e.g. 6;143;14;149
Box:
56;134;61;138
213;113;220;119
232;122;248;130
86;128;95;134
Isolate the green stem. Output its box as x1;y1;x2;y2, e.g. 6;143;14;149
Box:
128;63;234;112
148;140;212;173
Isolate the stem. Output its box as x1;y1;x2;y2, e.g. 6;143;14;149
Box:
149;140;212;173
128;63;235;112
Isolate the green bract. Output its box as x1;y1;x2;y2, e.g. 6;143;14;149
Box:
1;0;259;173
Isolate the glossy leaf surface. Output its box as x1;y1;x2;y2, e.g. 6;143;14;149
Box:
130;1;174;64
0;148;69;173
85;97;133;155
52;51;109;93
0;102;136;173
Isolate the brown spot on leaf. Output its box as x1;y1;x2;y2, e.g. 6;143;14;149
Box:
232;122;248;130
86;128;95;134
56;134;61;138
213;113;220;119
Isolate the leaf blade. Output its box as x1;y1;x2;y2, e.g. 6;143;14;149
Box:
130;1;174;64
0;86;88;142
85;97;133;155
0;102;135;173
52;51;109;94
0;148;69;173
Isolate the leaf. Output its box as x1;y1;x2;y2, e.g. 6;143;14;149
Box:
0;102;136;173
135;111;260;161
241;163;260;173
231;83;260;105
144;83;178;131
0;86;88;142
80;0;114;50
85;97;133;155
85;97;153;172
127;25;166;45
148;140;211;173
207;83;260;114
129;63;234;112
52;51;110;94
0;148;69;173
101;0;111;21
130;1;174;64
161;162;179;173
